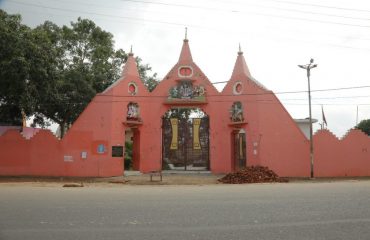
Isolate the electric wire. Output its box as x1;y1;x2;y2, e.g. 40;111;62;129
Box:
74;99;370;106
6;0;370;51
3;0;370;108
120;0;370;21
92;85;370;98
11;85;367;106
25;0;370;40
25;98;370;106
253;0;370;13
8;0;370;29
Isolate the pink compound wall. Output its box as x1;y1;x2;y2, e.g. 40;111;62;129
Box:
0;38;369;177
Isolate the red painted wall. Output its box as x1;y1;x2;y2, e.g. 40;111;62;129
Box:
314;129;370;177
0;127;123;177
1;40;369;178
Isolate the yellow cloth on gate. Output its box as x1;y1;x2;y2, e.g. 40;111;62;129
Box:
170;118;178;150
193;119;201;150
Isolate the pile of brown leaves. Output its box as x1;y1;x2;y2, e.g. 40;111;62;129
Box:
218;166;288;184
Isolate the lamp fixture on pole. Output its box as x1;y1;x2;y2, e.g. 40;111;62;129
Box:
298;58;317;179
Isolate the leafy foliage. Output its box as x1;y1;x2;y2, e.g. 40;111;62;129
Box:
124;141;133;170
31;18;125;136
0;10;37;125
355;119;370;136
136;57;159;92
0;10;158;136
163;108;206;120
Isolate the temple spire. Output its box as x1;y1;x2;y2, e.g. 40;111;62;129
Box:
231;44;251;78
178;29;193;63
121;47;140;79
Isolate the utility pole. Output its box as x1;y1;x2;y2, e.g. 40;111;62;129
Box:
298;59;317;179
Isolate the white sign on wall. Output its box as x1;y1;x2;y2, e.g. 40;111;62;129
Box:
63;155;73;162
81;151;87;159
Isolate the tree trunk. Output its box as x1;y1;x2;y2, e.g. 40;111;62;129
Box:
60;121;66;138
59;111;71;139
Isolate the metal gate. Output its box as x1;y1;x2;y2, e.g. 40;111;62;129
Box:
162;116;209;170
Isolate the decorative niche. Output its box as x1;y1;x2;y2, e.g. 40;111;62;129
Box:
178;66;193;78
233;81;243;95
229;101;247;126
124;102;142;127
128;82;138;95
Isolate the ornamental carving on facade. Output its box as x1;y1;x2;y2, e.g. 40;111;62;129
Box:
168;81;206;101
127;102;141;121
230;101;244;122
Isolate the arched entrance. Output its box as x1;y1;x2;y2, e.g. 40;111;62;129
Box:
231;129;246;171
123;102;142;171
162;108;209;171
229;101;247;171
124;128;140;171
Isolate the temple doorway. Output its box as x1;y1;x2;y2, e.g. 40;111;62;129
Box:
162;108;209;171
231;129;247;171
124;128;140;171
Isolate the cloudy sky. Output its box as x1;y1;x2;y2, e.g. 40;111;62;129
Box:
1;0;370;137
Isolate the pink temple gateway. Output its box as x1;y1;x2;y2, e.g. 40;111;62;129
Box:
0;36;369;178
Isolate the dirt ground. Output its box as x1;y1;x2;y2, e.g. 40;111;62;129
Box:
0;172;224;187
1;173;369;187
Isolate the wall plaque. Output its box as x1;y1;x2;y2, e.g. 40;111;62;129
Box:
112;146;123;157
64;155;73;162
81;151;87;159
97;144;105;154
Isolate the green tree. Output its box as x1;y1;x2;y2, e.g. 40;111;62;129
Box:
0;10;36;125
124;141;133;170
31;18;124;136
136;57;159;92
0;11;158;136
355;119;370;136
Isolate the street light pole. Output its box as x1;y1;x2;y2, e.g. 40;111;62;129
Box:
298;59;317;179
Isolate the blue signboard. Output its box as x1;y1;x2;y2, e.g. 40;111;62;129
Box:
97;144;105;154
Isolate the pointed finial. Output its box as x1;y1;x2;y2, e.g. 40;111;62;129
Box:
184;27;188;42
129;45;133;56
238;43;243;55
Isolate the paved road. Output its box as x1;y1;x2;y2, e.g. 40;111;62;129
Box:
1;181;370;240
